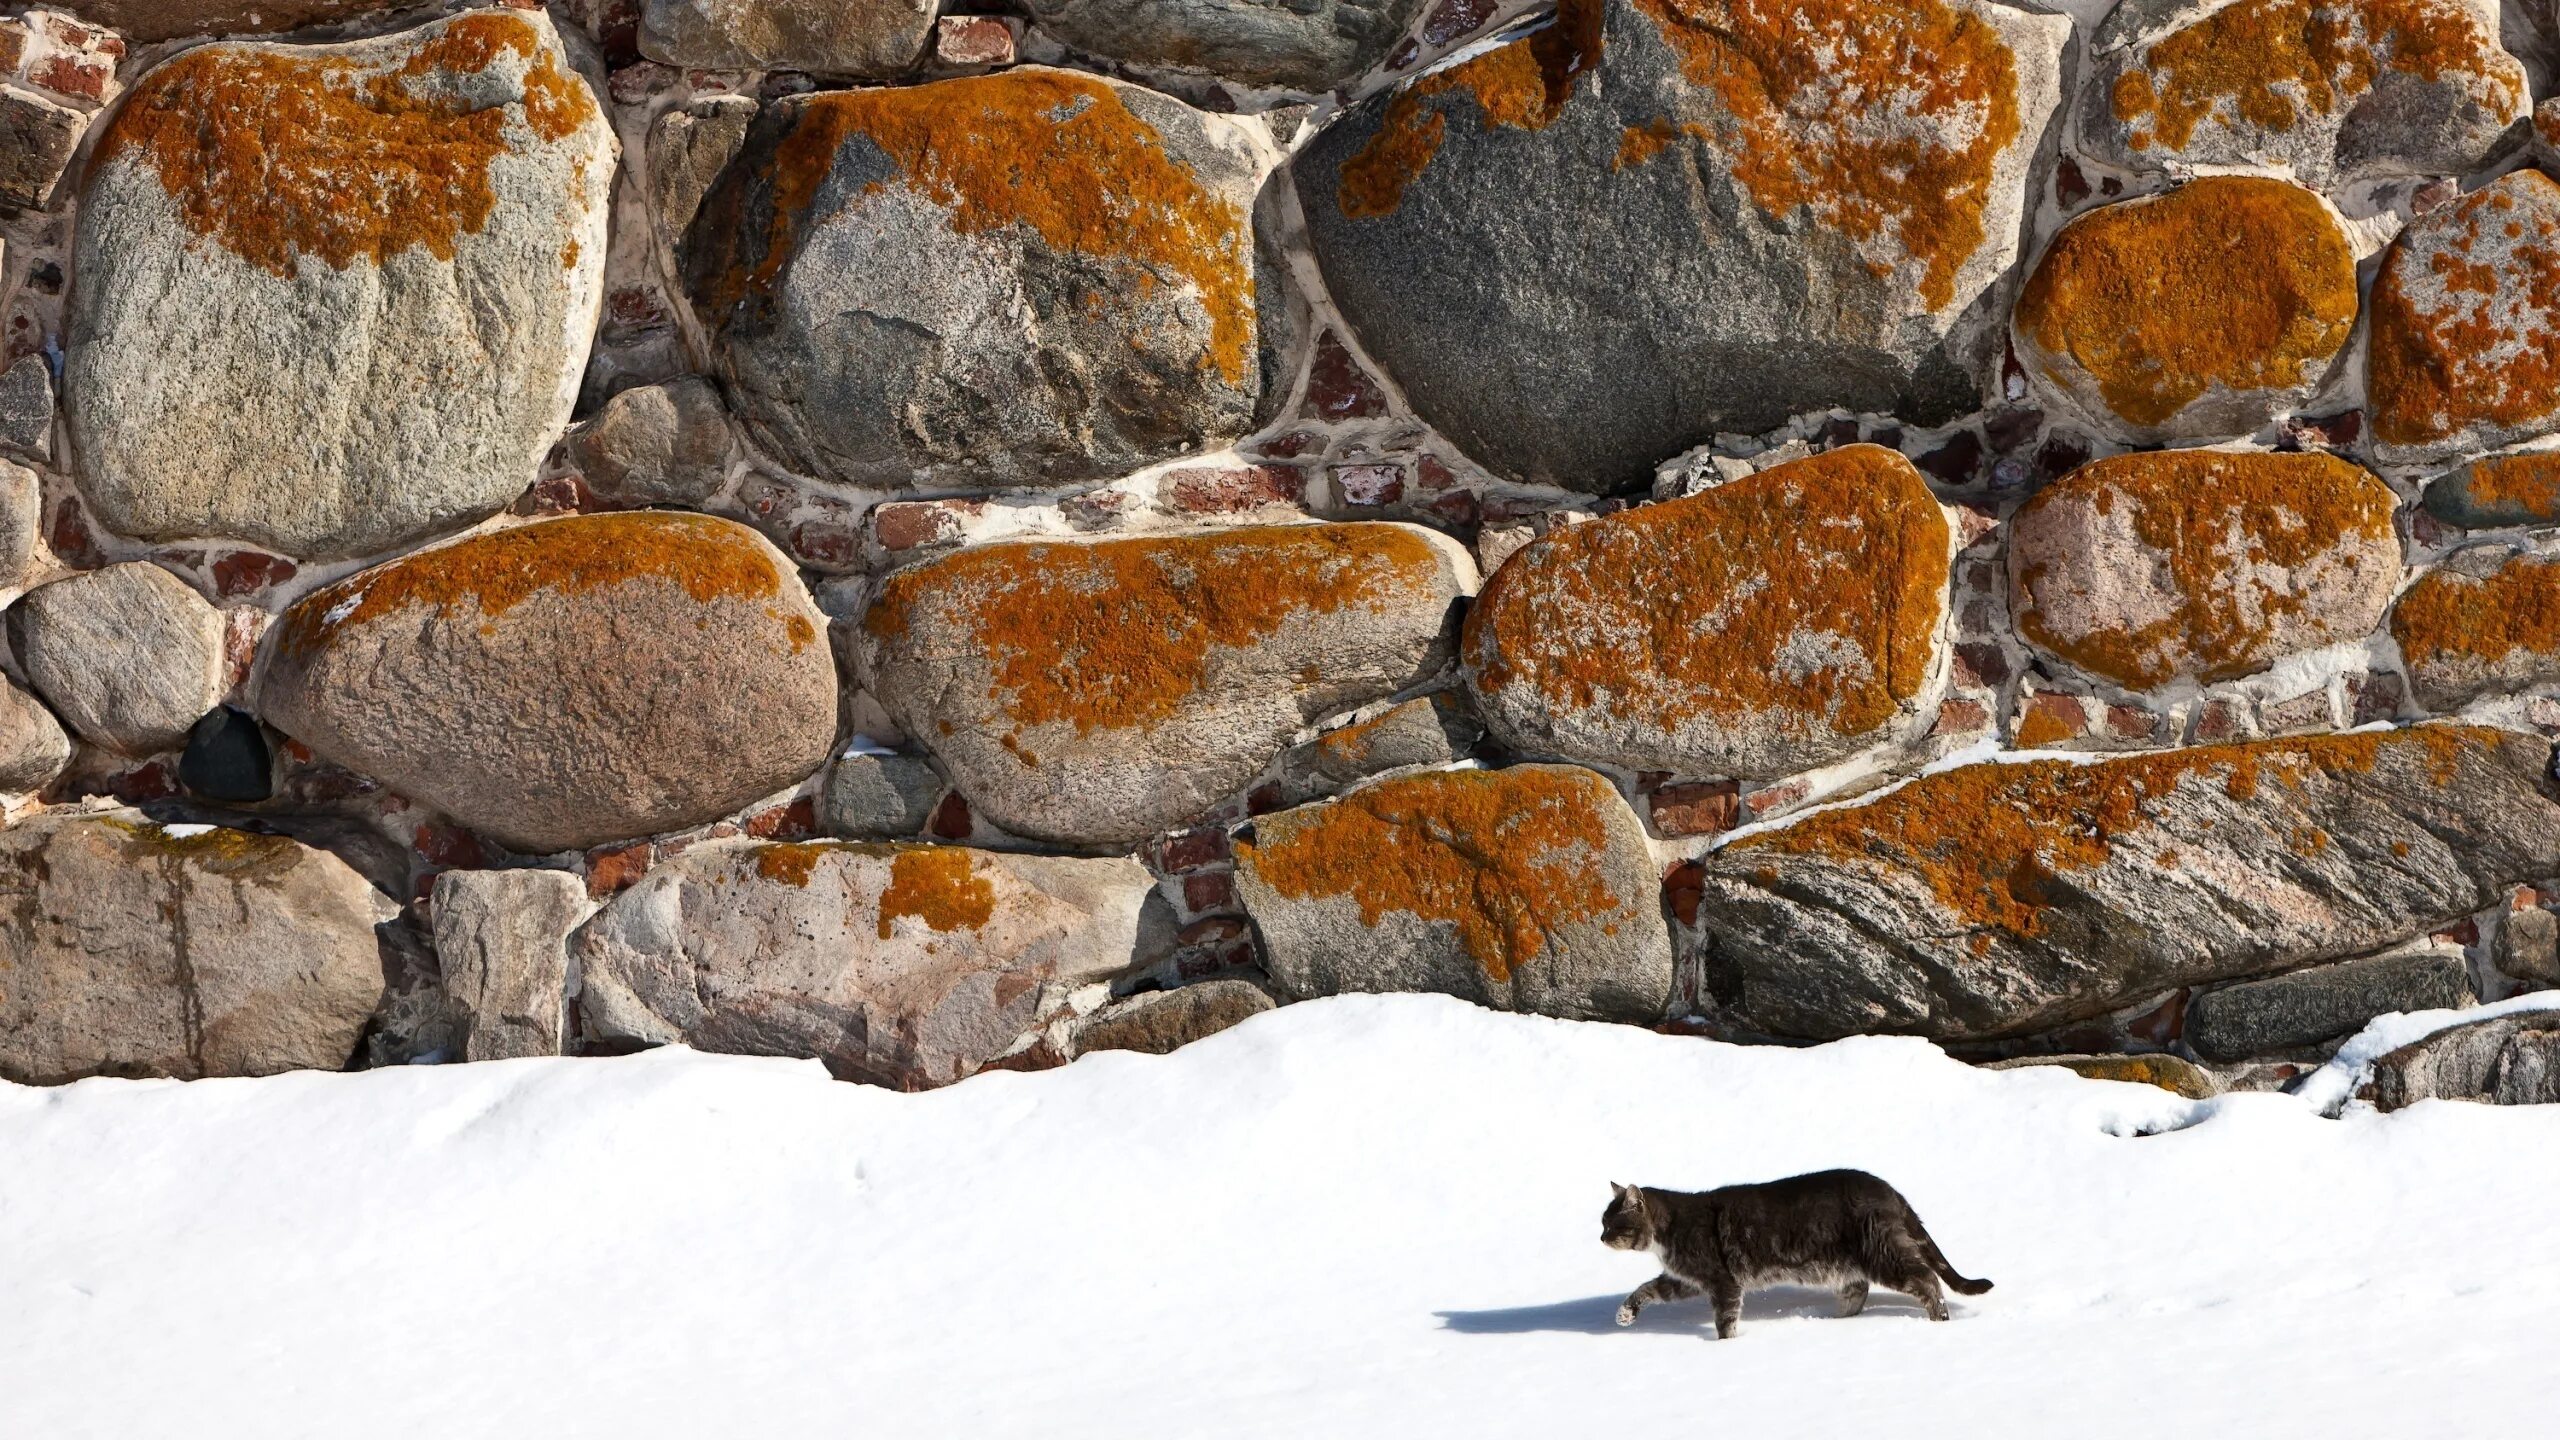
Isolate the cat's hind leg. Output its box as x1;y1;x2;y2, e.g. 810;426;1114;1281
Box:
1878;1253;1949;1321
1836;1279;1870;1317
1711;1277;1744;1339
1615;1273;1700;1326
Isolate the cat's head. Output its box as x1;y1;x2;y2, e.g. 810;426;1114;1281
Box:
1600;1183;1655;1251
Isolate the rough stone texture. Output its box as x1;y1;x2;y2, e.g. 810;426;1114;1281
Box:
431;867;592;1062
1024;0;1429;92
684;68;1264;493
575;838;1151;1087
0;807;395;1084
639;0;936;75
0;676;69;793
566;376;731;508
0;456;36;589
1068;977;1276;1058
0;84;83;210
2424;449;2560;529
0;353;52;461
2370;1009;2560;1110
1464;445;1949;777
258;512;838;855
1690;726;2560;1043
1982;1052;2220;1098
2499;904;2560;987
2369;170;2560;466
1272;695;1471;806
2013;178;2357;442
2391;545;2560;709
819;751;944;839
1294;0;2069;492
64;11;615;560
2079;0;2528;188
2009;450;2401;691
2186;945;2476;1062
1235;764;1673;1022
60;2;383;43
647;94;755;246
7;562;225;755
861;523;1474;847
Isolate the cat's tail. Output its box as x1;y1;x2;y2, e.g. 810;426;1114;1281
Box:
1911;1223;1993;1295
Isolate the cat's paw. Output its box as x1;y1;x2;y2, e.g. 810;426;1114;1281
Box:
1614;1304;1637;1327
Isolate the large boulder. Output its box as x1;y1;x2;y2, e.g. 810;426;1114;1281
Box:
2390;544;2560;709
2186;944;2475;1062
2012;178;2357;442
1023;0;1429;91
0;807;395;1084
64;10;613;563
574;838;1151;1087
2079;0;2527;188
6;562;227;756
1234;763;1673;1022
258;512;838;855
683;69;1264;492
1292;0;2068;491
1462;445;1950;777
861;523;1474;846
1688;726;2560;1042
2009;450;2401;691
639;0;937;74
2370;1009;2560;1110
2369;170;2560;466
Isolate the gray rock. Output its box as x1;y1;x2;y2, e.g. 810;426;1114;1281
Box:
2498;905;2560;987
2186;945;2476;1063
860;523;1475;847
647;94;757;246
1981;1052;2220;1099
2391;545;2560;709
2369;170;2560;466
1293;0;2067;491
1691;726;2560;1043
58;1;385;43
0;354;52;461
566;376;732;508
1273;695;1473;806
639;0;936;74
2370;1009;2560;1110
258;512;839;855
431;868;593;1061
0;677;69;792
1235;763;1673;1023
682;68;1265;492
1;457;36;590
7;562;226;755
1069;978;1276;1058
2423;449;2560;530
818;751;944;839
575;838;1152;1087
1024;0;1429;91
0;86;83;211
0;806;396;1084
64;11;616;560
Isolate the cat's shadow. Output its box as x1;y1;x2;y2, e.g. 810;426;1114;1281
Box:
1437;1287;1931;1336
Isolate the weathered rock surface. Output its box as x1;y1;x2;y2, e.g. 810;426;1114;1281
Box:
647;94;756;245
1294;0;2068;491
2370;1009;2560;1110
61;2;381;43
0;457;36;589
684;68;1263;492
259;512;838;855
2425;450;2560;529
2013;178;2357;441
1024;0;1429;91
2079;0;2527;187
1464;445;1948;776
2186;945;2475;1062
0;354;54;462
640;0;936;74
2500;905;2560;987
1272;695;1473;806
431;867;592;1062
0;85;82;211
819;751;944;839
7;562;226;755
1690;727;2560;1042
65;10;614;560
862;523;1474;846
2369;170;2560;465
0;676;69;792
0;807;395;1084
2391;545;2560;709
1235;764;1672;1022
575;838;1151;1087
2009;450;2401;691
566;376;732;508
1983;1052;2220;1099
1068;977;1276;1058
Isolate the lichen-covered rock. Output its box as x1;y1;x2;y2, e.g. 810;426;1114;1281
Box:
861;523;1474;846
1068;977;1276;1058
0;807;396;1084
2012;178;2357;441
431;868;593;1062
2369;170;2560;465
6;562;226;756
648;95;756;245
2370;1009;2560;1110
566;376;732;509
1272;695;1473;806
1982;1052;2220;1099
2009;450;2401;691
65;10;614;560
259;512;838;855
1463;445;1949;776
1293;0;2068;491
574;838;1151;1087
1689;726;2560;1043
1024;0;1429;91
2390;545;2560;708
1235;764;1672;1022
0;677;70;793
684;69;1263;492
2186;944;2475;1062
640;0;936;74
2423;450;2560;529
0;457;37;590
2079;0;2526;187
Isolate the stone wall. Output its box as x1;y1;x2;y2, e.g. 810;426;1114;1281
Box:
8;0;2560;1096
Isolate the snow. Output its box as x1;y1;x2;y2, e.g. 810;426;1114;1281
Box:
4;994;2555;1437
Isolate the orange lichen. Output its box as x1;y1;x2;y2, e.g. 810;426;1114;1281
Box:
1464;445;1947;742
92;11;594;278
2450;452;2560;520
102;818;304;880
1338;0;1601;218
2011;450;2398;690
753;841;832;888
2015;178;2357;427
1237;767;1630;982
867;525;1449;735
2014;703;2080;748
877;847;997;941
2391;553;2560;674
2370;172;2560;449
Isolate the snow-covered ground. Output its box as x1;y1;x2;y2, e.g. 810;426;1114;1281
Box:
4;995;2554;1437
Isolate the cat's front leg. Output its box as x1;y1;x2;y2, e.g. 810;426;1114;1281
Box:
1614;1273;1699;1326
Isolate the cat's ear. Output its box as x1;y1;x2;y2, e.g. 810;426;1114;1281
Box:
1610;1181;1629;1198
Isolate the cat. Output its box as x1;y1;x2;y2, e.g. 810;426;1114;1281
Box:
1600;1169;1991;1338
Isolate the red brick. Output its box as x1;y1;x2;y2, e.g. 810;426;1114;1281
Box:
47;496;100;568
1156;826;1231;873
743;796;818;841
2015;692;2089;746
2193;698;2250;743
1332;462;1405;507
2104;703;2160;742
1301;330;1389;421
1932;697;1991;736
1247;782;1283;816
786;517;862;569
934;14;1016;67
1415;454;1460;492
928;791;972;840
1744;778;1811;820
0;24;25;74
1182;871;1236;914
1253;429;1324;459
31;53;109;103
1662;860;1704;927
1424;0;1501;45
870;499;969;553
586;842;654;899
210;549;298;598
413;823;495;871
1158;463;1304;514
1649;780;1740;838
220;607;264;691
